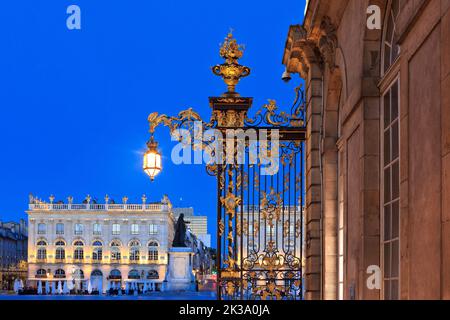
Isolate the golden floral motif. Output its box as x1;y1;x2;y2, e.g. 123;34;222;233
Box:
220;193;241;218
218;219;225;236
260;188;283;227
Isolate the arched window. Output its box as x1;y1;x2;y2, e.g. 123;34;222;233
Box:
55;240;66;246
109;269;121;280
111;247;121;262
92;240;103;261
37;223;46;235
148;241;159;262
147;270;159;279
73;240;84;260
129;247;140;262
92;240;103;247
36;240;47;246
54;269;66;278
91;269;103;277
383;0;400;73
55;247;65;260
73;269;84;279
129;240;141;247
128;269;140;280
110;240;121;247
129;240;140;262
36;269;47;278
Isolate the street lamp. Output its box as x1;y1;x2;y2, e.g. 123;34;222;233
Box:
143;135;162;181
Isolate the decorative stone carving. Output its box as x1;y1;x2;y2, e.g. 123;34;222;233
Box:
283;25;323;79
318;16;338;71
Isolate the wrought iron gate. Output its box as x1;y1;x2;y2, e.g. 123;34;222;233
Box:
215;93;306;300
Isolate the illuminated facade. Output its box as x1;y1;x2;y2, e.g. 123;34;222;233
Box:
26;194;174;292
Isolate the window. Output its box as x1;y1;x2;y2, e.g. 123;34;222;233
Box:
129;240;140;262
131;224;139;235
74;224;84;235
128;269;140;279
111;247;121;262
37;240;47;260
149;224;158;235
36;269;47;278
55;248;65;260
91;269;103;277
37;223;46;235
338;149;345;300
129;248;140;261
37;248;47;260
36;240;47;246
55;240;65;246
383;0;400;73
56;223;64;235
93;223;101;235
74;248;84;260
73;240;84;260
148;241;159;262
112;224;120;235
109;269;121;280
54;269;65;278
92;247;102;261
382;79;400;300
92;240;102;247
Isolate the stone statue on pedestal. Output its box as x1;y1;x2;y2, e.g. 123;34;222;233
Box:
172;214;189;247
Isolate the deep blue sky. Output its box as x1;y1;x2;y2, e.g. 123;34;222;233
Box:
0;0;305;247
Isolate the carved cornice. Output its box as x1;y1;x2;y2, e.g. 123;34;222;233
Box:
318;16;338;71
283;16;338;78
283;25;322;79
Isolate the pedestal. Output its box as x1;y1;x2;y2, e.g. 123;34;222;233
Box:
165;247;195;291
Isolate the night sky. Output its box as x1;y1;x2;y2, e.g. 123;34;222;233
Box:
0;0;306;247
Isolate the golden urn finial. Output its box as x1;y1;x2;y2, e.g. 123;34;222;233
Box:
212;31;251;97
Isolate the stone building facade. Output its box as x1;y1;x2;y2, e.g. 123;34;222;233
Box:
26;195;174;292
0;220;28;290
283;0;450;299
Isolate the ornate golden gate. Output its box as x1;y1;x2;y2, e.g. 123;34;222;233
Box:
145;33;306;300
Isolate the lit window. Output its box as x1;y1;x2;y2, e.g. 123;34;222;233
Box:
37;248;47;260
74;248;84;260
112;224;120;235
148;241;159;262
92;247;102;261
73;240;84;260
111;247;121;262
55;248;65;260
131;224;139;235
129;248;140;261
149;224;158;235
56;223;64;235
